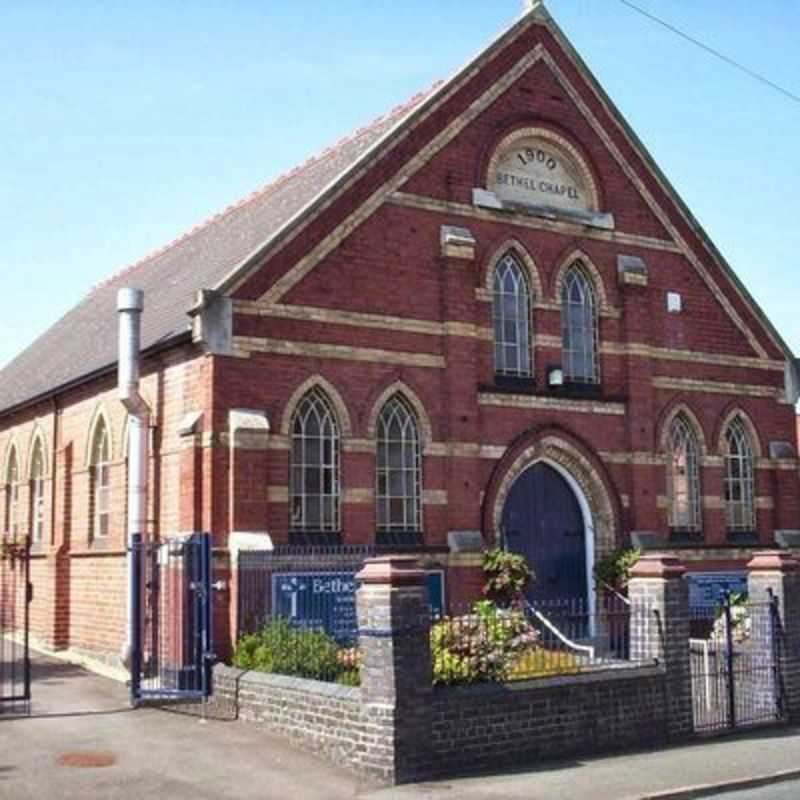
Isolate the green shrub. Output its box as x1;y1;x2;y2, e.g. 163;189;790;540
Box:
482;548;533;608
593;548;641;593
335;669;361;687
431;601;540;685
232;619;357;684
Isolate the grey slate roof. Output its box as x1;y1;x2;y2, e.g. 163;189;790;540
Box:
0;91;432;416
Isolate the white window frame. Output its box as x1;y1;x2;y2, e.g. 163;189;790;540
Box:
376;395;422;533
5;448;19;541
290;389;341;533
561;263;599;383
667;415;702;532
493;252;532;377
724;417;756;533
30;441;46;544
91;422;111;539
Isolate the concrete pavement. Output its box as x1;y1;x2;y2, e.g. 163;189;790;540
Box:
0;655;372;800
372;726;800;800
3;654;800;800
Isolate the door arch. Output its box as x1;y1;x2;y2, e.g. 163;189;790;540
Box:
501;460;594;611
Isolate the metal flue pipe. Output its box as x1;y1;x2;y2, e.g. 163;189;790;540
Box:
117;288;150;670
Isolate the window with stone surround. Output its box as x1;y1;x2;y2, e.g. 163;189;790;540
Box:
89;418;111;540
492;252;532;377
4;446;19;540
376;394;422;533
290;389;341;533
561;263;599;383
667;414;701;533
30;438;45;544
724;416;756;533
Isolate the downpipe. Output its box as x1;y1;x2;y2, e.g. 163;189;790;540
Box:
117;288;150;671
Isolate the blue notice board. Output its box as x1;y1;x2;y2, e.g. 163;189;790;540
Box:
687;572;748;611
272;569;446;643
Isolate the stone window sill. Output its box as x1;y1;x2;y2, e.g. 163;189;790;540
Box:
669;530;704;545
726;531;759;545
472;188;616;231
375;530;426;549
288;531;343;547
479;381;620;404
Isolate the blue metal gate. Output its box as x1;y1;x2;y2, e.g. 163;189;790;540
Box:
130;533;214;706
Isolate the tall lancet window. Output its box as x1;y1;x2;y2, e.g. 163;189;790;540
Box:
4;447;19;540
724;416;756;533
376;395;422;532
667;415;701;533
493;253;532;377
30;439;46;544
561;263;599;383
290;389;341;532
90;418;111;539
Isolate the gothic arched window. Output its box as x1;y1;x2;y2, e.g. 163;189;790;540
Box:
290;389;341;532
493;253;532;377
561;263;599;383
667;415;701;532
4;447;19;540
376;395;422;532
724;416;756;532
90;418;111;539
30;439;46;543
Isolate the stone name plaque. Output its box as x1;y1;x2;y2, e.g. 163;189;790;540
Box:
489;134;593;213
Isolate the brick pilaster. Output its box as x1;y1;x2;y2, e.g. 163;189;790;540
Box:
356;556;432;784
628;552;693;738
439;227;482;535
747;550;800;722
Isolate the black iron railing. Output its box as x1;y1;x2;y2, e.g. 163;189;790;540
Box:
690;594;784;733
0;538;31;712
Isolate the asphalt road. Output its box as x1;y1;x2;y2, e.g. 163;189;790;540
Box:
708;780;800;799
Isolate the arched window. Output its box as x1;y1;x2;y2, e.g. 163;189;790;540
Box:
376;395;422;532
724;416;756;532
493;253;532;377
90;418;111;539
290;389;340;532
4;447;19;540
30;439;46;543
667;415;701;532
561;263;599;383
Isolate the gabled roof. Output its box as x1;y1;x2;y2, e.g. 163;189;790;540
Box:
0;1;793;418
0;88;435;415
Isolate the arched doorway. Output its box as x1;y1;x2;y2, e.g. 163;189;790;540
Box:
501;462;589;607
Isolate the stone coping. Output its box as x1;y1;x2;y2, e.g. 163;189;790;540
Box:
214;663;360;701
434;661;663;697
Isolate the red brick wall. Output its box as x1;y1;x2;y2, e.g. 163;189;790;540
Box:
0;345;215;658
0;15;797;662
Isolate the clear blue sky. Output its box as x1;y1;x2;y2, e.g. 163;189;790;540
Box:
1;1;798;368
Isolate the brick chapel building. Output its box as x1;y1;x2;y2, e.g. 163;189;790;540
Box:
1;1;798;663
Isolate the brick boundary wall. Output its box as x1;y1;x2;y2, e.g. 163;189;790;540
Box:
209;667;368;771
427;664;666;776
210;662;668;783
207;553;800;786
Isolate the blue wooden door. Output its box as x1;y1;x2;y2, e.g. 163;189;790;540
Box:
502;463;587;605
